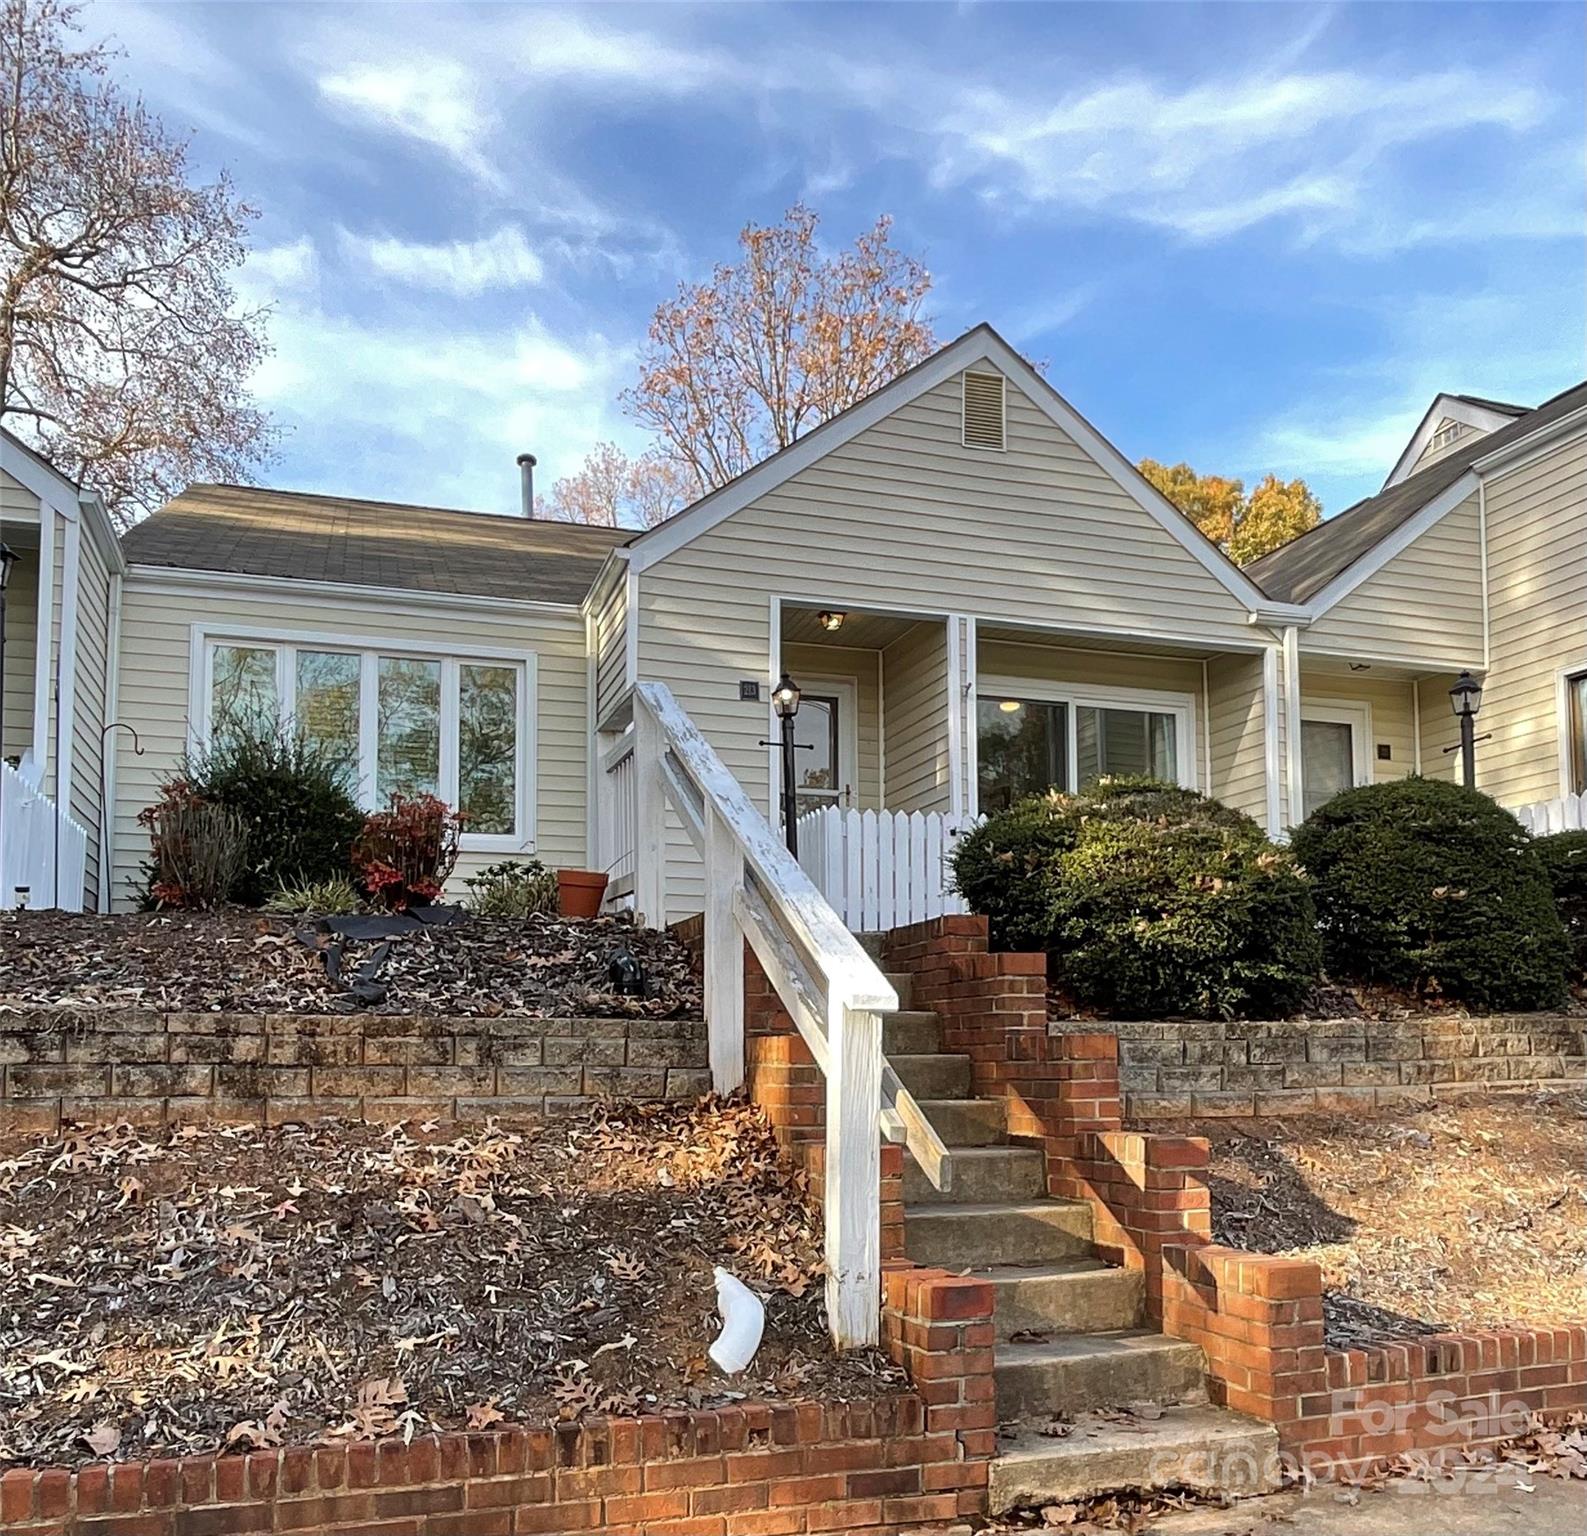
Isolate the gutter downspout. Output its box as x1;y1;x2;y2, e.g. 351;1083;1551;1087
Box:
99;572;124;912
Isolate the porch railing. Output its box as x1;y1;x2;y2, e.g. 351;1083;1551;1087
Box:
632;681;949;1348
598;730;638;906
1;762;88;911
797;806;972;932
1516;793;1586;835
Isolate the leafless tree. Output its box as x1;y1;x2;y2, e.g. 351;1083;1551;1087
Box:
1;0;274;527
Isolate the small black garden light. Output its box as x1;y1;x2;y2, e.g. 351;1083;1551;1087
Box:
1448;671;1484;789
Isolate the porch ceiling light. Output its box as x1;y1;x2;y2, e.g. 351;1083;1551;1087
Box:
1449;671;1483;719
817;610;845;632
0;543;17;592
771;673;802;719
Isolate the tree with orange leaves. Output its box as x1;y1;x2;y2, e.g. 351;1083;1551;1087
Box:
1139;459;1321;564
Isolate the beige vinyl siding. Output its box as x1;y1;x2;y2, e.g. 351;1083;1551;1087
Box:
1299;675;1417;786
1411;421;1479;475
1417;673;1463;784
2;467;42;519
1479;430;1587;806
881;622;950;812
636;367;1261;916
782;642;881;808
67;531;114;907
1302;492;1485;667
1;533;38;762
110;579;591;911
1206;652;1270;828
592;569;629;726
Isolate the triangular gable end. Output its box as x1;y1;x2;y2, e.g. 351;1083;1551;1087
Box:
626;324;1290;617
1381;393;1527;491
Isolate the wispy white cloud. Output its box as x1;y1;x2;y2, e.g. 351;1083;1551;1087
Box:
345;226;547;296
318;60;500;186
232;237;321;308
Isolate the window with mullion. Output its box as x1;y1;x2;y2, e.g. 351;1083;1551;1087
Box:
204;638;525;841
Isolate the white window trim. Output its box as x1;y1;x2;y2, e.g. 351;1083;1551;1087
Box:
1299;699;1373;812
188;623;538;854
790;675;859;812
1558;660;1587;797
978;673;1199;791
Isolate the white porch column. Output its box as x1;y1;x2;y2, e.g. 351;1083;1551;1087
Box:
1261;645;1283;837
946;613;977;824
1281;625;1303;833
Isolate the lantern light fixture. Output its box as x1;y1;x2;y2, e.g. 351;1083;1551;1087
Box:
771;672;802;720
1448;671;1483;719
817;610;845;633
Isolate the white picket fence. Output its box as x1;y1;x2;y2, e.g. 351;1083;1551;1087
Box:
796;807;971;933
1516;792;1587;835
0;762;88;911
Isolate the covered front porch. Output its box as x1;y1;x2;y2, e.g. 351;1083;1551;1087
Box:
774;601;1278;928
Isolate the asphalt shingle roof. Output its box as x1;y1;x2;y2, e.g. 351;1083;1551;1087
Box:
120;484;628;605
1247;380;1587;605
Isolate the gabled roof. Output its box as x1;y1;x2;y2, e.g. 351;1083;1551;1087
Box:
623;323;1286;615
121;483;628;605
1248;380;1587;606
1380;391;1530;491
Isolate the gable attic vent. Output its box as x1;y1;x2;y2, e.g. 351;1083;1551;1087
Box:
962;370;1006;450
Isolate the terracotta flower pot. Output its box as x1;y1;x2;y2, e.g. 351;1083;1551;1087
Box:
557;868;609;919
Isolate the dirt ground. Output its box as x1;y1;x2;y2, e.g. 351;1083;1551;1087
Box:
0;1099;900;1469
1143;1090;1587;1347
0;908;701;1019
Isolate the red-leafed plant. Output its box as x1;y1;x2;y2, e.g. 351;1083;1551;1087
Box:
352;794;465;910
138;780;249;908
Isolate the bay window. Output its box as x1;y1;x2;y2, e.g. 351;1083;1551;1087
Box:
977;677;1194;812
202;633;534;849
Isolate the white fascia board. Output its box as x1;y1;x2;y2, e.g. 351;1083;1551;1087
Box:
1382;395;1525;490
124;563;583;618
78;493;128;575
625;324;1274;617
1300;471;1480;621
579;546;629;618
1471;403;1587;478
0;428;82;520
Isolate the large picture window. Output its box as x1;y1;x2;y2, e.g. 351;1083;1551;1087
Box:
976;677;1194;812
202;633;534;849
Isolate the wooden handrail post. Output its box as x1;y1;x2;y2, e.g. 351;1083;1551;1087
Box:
634;699;666;927
824;1003;883;1349
704;806;745;1093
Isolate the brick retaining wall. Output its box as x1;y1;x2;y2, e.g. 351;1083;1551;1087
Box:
0;1010;709;1132
1054;1014;1585;1119
0;1269;996;1536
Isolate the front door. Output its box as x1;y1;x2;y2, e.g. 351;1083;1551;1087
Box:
791;678;857;816
1300;703;1369;818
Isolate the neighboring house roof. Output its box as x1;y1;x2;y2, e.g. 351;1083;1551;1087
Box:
1248;379;1587;606
1449;393;1528;415
121;483;628;605
1379;391;1533;491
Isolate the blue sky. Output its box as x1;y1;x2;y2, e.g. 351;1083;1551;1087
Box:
93;0;1584;524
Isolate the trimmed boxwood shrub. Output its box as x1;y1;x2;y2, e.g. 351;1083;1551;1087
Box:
181;726;366;907
950;776;1320;1019
1533;830;1587;979
1289;777;1570;1010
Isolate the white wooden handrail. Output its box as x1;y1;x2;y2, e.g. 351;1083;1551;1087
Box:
632;681;950;1349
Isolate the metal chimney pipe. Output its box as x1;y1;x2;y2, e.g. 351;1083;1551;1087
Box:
516;453;537;517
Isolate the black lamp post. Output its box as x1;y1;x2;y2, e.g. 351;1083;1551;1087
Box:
771;672;803;856
1448;670;1483;789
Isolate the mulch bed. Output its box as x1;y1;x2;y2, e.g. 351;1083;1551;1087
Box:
0;909;702;1019
1147;1089;1587;1348
0;1098;901;1469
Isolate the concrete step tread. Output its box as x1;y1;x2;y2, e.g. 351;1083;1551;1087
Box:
974;1258;1115;1281
889;1051;972;1065
905;1198;1091;1220
990;1404;1280;1511
997;1329;1203;1369
979;1261;1144;1338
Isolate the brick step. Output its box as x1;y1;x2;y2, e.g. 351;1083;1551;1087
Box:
915;1096;1006;1146
995;1331;1207;1419
903;1146;1044;1206
890;1052;972;1099
980;1261;1144;1339
989;1404;1280;1513
882;1010;941;1055
904;1199;1093;1268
